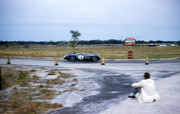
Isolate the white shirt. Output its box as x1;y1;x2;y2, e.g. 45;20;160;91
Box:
132;79;160;103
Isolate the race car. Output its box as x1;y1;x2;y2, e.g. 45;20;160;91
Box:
63;53;101;62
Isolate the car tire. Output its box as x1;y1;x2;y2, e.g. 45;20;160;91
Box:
91;56;97;62
70;56;76;62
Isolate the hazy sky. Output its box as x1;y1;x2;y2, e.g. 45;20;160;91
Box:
0;0;180;41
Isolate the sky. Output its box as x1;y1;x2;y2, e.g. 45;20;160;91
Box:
0;0;180;41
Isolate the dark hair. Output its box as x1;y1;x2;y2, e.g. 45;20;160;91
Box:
144;72;150;79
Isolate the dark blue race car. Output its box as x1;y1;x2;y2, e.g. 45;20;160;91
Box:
63;53;101;62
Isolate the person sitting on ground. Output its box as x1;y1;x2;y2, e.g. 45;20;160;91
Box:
128;72;160;103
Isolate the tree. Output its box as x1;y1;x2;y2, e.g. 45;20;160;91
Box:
69;30;81;53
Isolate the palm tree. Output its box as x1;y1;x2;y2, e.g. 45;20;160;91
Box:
69;30;81;53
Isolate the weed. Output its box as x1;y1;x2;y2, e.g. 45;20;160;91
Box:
1;68;30;89
62;88;78;93
32;75;39;80
48;72;56;75
39;89;56;100
18;70;28;80
48;69;58;75
49;103;63;108
13;87;18;91
71;83;77;86
46;80;51;84
59;69;71;71
72;78;78;81
39;84;45;88
59;72;76;78
30;69;36;72
80;89;86;91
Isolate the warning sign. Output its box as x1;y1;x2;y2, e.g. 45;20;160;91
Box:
125;37;136;45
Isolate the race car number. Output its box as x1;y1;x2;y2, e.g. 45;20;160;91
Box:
78;55;84;60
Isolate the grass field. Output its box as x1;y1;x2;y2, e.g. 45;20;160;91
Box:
0;45;180;59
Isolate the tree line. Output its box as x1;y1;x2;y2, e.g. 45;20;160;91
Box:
0;39;179;46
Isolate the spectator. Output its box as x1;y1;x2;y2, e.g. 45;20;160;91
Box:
128;72;160;102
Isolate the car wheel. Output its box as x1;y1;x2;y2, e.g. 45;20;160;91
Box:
70;56;76;62
91;56;97;62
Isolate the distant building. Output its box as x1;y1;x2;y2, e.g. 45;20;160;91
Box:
149;44;156;47
159;44;168;47
170;44;178;47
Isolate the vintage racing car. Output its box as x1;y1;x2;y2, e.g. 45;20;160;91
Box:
63;53;101;62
